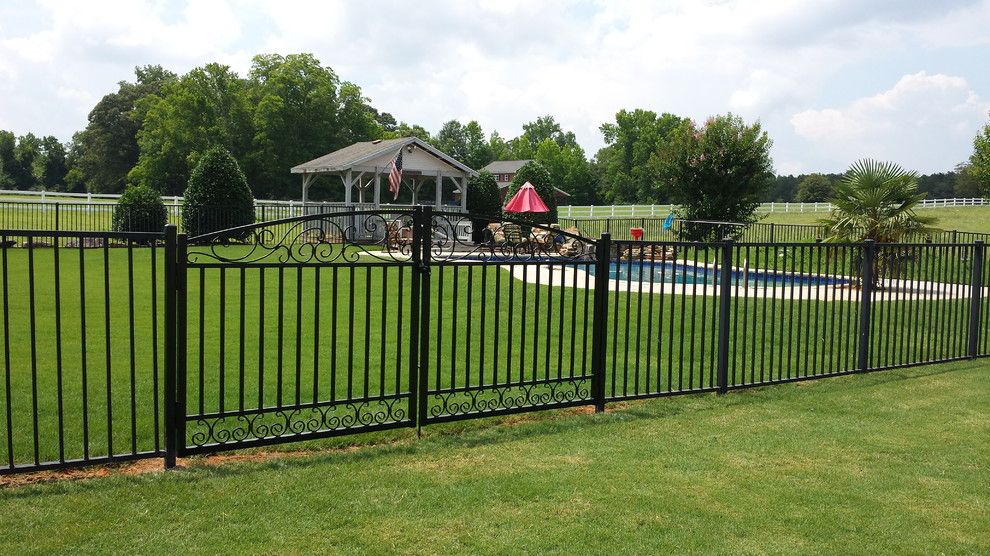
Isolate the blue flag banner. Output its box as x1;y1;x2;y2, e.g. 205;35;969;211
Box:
663;214;674;230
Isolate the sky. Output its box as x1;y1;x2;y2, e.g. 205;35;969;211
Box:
1;0;990;175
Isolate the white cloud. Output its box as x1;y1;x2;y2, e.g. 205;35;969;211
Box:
730;70;804;116
790;71;990;171
0;0;989;174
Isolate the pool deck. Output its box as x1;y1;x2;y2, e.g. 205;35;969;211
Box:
505;260;977;301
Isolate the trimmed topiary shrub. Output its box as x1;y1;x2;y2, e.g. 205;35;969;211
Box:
467;170;501;242
503;161;557;225
112;185;168;233
182;146;255;237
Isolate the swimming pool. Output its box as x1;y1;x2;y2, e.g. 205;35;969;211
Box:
590;261;849;287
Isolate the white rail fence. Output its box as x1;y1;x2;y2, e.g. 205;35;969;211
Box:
1;189;986;215
558;198;989;218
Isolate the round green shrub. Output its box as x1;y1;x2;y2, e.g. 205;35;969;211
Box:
112;185;168;233
503;161;557;225
182;146;255;237
467;170;501;242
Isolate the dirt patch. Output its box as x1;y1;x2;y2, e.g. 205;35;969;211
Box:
0;404;613;488
0;458;166;488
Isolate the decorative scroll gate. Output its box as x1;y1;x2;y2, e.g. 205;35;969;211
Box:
169;209;601;459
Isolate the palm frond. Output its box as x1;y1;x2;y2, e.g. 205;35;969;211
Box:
821;158;938;243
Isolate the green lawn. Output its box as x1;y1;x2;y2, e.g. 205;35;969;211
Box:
760;206;990;234
0;242;983;467
1;359;987;554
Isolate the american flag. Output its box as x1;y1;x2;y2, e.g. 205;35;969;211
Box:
388;150;403;200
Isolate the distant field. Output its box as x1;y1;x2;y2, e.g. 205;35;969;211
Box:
761;206;990;234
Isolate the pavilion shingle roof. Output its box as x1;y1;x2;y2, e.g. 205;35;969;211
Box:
290;138;410;173
290;137;476;176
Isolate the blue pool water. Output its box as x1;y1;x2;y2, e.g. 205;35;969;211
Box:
590;261;848;287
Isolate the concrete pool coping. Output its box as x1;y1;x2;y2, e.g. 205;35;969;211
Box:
351;251;977;301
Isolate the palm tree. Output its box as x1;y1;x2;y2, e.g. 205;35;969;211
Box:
821;159;937;243
821;159;939;287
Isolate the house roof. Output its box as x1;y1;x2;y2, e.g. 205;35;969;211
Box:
482;160;533;174
291;137;477;176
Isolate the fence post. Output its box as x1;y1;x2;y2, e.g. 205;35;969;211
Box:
591;233;611;412
417;206;433;431
407;207;423;429
769;222;775;244
717;240;733;394
174;232;189;457
969;241;985;357
163;224;177;469
857;240;875;372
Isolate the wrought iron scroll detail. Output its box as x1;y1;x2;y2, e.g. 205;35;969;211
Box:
427;212;598;262
186;211;417;264
427;379;591;418
187;397;408;448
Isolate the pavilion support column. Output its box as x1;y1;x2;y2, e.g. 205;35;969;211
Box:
344;170;353;206
374;167;381;208
460;176;468;212
435;172;443;208
301;173;317;204
411;178;420;205
357;176;364;204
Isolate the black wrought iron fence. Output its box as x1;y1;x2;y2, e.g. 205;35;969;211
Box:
0;229;167;473
0;200;375;235
558;216;990;245
1;210;988;476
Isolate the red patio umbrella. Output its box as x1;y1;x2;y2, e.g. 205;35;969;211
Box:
503;181;549;213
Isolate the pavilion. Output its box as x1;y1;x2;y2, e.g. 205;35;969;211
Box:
290;137;477;211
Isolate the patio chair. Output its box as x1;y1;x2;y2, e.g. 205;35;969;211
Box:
502;223;530;249
386;221;413;249
486;222;506;245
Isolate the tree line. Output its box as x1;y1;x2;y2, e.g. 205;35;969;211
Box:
0;52;986;205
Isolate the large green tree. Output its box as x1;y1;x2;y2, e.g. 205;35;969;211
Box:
0;131;22;189
654;114;774;239
482;116;598;205
72;66;176;193
433;120;468;163
35;136;68;190
243;54;379;199
595;109;685;203
488;131;512;161
533;138;597;205
129;63;254;195
507;115;578;159
954;163;981;197
8;132;41;190
431;120;494;170
795;173;833;202
970;113;990;197
463;121;493;170
383;122;431;142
